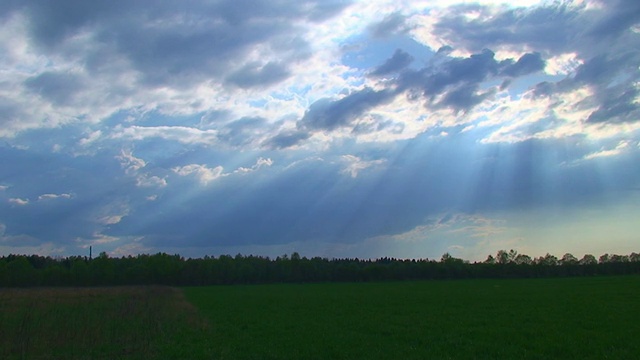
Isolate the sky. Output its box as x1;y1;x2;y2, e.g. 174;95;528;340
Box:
0;0;639;261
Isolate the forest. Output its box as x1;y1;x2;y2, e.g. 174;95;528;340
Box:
1;249;639;287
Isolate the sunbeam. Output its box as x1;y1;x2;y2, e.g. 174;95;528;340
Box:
1;0;638;260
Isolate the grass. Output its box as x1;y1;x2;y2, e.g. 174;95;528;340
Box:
1;276;639;359
0;286;210;360
184;276;640;359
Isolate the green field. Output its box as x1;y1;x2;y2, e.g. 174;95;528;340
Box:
1;276;639;359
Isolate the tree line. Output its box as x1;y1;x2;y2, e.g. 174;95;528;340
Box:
0;250;639;287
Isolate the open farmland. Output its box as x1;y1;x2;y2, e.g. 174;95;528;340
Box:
184;276;640;359
1;276;639;359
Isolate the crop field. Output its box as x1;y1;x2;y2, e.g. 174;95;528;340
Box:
1;276;639;359
185;276;640;359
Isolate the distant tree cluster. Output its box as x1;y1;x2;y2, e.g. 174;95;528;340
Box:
0;250;639;287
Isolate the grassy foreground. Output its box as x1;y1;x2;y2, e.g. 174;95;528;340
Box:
0;286;210;359
1;276;639;359
184;276;640;359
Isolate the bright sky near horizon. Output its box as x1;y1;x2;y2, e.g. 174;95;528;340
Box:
0;0;639;261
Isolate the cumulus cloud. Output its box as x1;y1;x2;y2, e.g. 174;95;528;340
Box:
368;12;413;38
583;140;631;160
367;48;509;115
268;15;635;146
96;200;130;226
172;157;273;184
78;130;103;146
340;155;386;178
233;157;274;174
116;149;146;175
226;62;291;89
173;164;225;185
0;0;353;138
112;126;219;145
136;176;167;188
215;116;273;148
38;193;72;201
586;86;640;124
116;149;167;188
544;52;583;75
13;0;350;86
299;88;397;131
424;1;639;126
369;49;414;77
501;52;546;77
24;71;87;106
265;130;311;149
3;0;633;148
588;0;640;39
423;2;586;55
9;198;29;206
1;0;639;259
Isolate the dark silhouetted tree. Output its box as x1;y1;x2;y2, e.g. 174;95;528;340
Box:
579;254;597;265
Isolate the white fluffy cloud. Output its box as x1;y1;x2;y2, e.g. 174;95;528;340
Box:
38;193;73;201
8;198;29;206
341;155;386;178
172;157;273;184
583;140;632;160
172;164;225;185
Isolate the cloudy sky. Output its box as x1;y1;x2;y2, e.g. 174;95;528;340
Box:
1;0;639;261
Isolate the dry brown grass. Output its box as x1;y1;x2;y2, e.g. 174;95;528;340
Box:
0;286;208;360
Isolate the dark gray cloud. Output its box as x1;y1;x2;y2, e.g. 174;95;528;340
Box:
107;17;287;87
218;116;268;146
501;52;545;77
432;0;637;64
15;0;352;87
351;117;404;135
370;49;414;77
300;0;354;22
299;88;396;131
588;0;640;38
432;3;585;54
547;53;640;124
19;0;121;48
390;49;501;112
273;0;638;146
573;54;637;85
24;71;86;106
436;45;453;55
368;12;412;38
587;87;640;124
226;62;290;88
265;130;311;149
531;81;556;98
438;85;495;113
424;49;499;93
425;1;640;123
0;99;20;128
